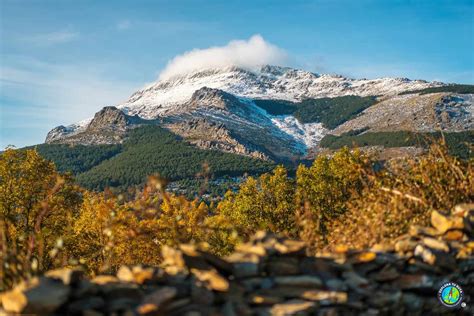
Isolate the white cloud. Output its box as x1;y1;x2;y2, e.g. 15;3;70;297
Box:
24;30;79;46
159;34;288;80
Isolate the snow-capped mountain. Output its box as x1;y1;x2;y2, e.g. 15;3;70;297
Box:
46;65;473;161
117;65;438;119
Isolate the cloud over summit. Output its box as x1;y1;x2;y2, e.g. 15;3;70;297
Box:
159;35;287;80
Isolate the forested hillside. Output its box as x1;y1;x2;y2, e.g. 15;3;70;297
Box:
254;95;377;129
33;143;122;174
399;83;474;95
33;125;275;191
320;130;474;159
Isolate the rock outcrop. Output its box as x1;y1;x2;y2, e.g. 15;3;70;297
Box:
1;204;472;315
45;107;158;145
167;118;270;160
87;106;138;132
332;93;474;136
187;87;243;111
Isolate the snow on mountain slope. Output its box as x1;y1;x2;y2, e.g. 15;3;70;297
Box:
117;65;439;119
45;65;443;157
332;93;474;135
45;117;93;143
270;116;326;149
162;88;314;159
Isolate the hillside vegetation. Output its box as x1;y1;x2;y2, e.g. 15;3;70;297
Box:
34;126;274;191
1;141;472;290
253;99;296;115
399;83;474;95
254;95;377;129
33;143;122;174
320;130;474;159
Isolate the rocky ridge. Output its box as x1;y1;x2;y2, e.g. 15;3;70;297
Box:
166;118;269;160
46;106;158;145
163;87;306;160
44;65;473;161
1;204;472;315
332;93;474;136
118;65;439;119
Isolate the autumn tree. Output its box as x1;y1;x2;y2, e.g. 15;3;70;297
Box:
67;191;115;274
215;166;296;237
296;148;373;246
70;176;211;273
0;148;82;289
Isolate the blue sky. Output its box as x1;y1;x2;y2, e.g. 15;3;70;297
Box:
1;0;473;148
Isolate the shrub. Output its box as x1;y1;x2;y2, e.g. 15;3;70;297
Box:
70;176;211;274
326;143;474;249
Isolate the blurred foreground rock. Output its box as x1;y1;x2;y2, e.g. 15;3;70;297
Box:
1;205;473;315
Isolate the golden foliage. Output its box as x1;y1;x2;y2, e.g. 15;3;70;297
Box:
295;148;373;248
69;176;211;274
212;143;472;253
326;143;474;249
67;192;114;274
215;166;296;236
0;149;82;289
1;142;472;289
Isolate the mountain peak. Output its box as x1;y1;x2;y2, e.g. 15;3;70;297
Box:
189;87;240;110
116;64;440;119
46;64;447;151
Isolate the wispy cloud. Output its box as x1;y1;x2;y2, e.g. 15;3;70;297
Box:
116;20;132;31
23;30;79;46
0;56;141;147
115;19;216;34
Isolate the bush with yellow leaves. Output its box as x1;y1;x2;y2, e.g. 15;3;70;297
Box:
212;143;472;253
295;147;373;249
326;143;473;249
0;148;82;290
68;176;211;274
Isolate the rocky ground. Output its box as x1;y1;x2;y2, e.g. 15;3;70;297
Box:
1;204;473;315
332;93;474;136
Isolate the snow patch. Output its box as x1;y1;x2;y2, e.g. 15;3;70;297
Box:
270;115;327;149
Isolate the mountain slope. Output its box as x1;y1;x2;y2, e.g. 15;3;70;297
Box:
39;125;275;191
44;65;473;162
118;65;438;119
332;93;474;135
47;65;439;139
162;87;316;160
